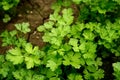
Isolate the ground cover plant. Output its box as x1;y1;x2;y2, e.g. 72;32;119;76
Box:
0;0;20;23
0;0;120;80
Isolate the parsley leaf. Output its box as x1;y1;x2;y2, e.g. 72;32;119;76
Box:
46;60;58;71
6;47;24;65
15;22;31;34
63;52;84;68
83;30;95;41
25;56;41;69
62;8;74;25
67;73;83;80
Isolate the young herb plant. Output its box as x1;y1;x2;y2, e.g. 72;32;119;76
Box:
37;7;104;79
113;62;120;80
0;0;120;79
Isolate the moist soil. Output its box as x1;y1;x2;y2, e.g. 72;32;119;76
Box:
0;0;117;80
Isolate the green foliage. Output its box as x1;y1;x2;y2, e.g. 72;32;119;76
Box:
0;55;15;79
0;0;20;11
15;22;31;34
0;22;47;79
3;14;11;23
0;0;120;80
113;0;120;5
0;30;17;46
12;69;45;80
95;19;120;56
6;47;24;65
63;51;84;68
72;0;118;13
37;1;120;78
113;62;120;80
6;43;44;69
71;0;119;23
0;0;20;23
37;8;104;79
67;73;83;80
0;22;31;47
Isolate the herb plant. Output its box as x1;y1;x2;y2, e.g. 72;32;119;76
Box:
37;7;104;79
0;0;20;23
0;0;120;79
113;62;120;80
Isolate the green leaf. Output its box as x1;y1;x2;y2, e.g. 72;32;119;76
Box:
45;69;57;78
37;25;45;32
114;0;120;5
93;69;104;79
69;38;78;47
87;65;97;72
6;48;24;64
15;22;31;34
79;41;97;54
85;59;95;65
50;37;62;46
57;48;65;56
0;30;17;46
98;8;106;14
51;28;59;36
84;68;104;80
50;12;61;21
25;56;41;69
0;30;9;38
37;21;54;32
12;69;27;80
25;43;40;55
42;33;51;42
2;2;13;10
83;53;96;59
62;8;74;25
70;25;81;38
0;62;10;77
9;30;17;37
25;70;34;80
32;74;45;80
113;62;120;79
0;66;9;77
62;43;72;51
95;58;103;66
63;52;83;68
3;14;11;23
0;55;5;63
62;0;72;7
79;42;86;52
75;23;85;31
15;38;27;47
50;77;60;80
25;43;33;54
67;73;83;80
83;30;95;40
73;46;79;52
85;22;98;31
72;0;81;4
46;60;58;71
57;26;70;37
44;21;54;29
51;2;61;12
113;62;120;71
56;18;66;26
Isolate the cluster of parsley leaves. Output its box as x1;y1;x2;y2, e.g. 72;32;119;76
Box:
0;0;120;80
